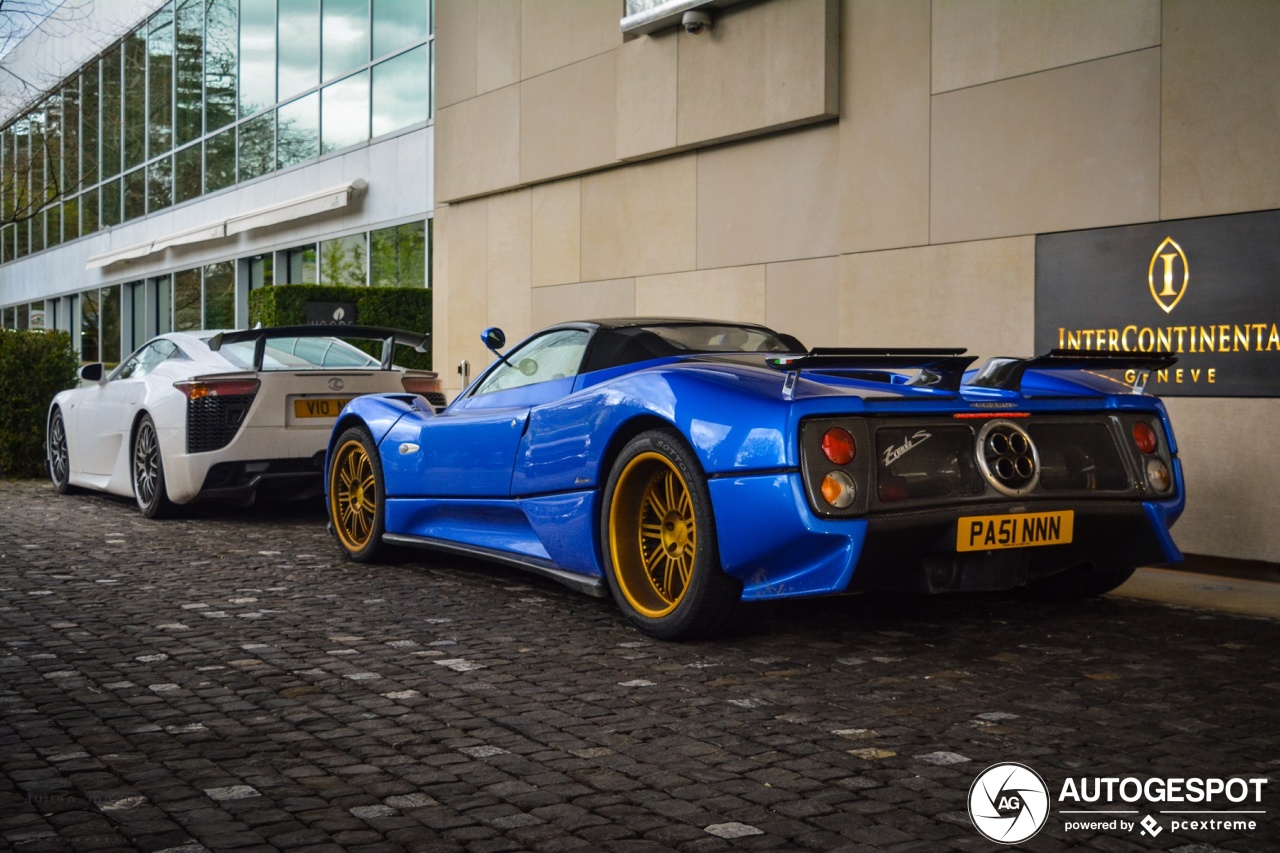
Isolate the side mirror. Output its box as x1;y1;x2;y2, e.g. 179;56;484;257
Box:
481;327;506;353
79;363;105;384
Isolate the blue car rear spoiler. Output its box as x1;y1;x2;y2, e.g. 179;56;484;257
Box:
970;349;1178;394
208;325;429;371
766;348;977;393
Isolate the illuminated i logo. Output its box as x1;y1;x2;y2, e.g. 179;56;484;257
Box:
1148;237;1189;314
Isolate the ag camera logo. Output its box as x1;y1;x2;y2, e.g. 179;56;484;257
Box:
969;762;1051;844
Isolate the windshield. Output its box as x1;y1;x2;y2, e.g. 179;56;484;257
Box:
218;336;381;370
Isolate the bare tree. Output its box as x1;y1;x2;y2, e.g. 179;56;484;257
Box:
0;1;95;114
0;1;97;230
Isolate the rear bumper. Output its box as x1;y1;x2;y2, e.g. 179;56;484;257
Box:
709;472;1182;601
159;425;333;504
195;453;327;503
846;501;1180;594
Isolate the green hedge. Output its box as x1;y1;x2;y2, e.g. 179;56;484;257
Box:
0;330;81;479
248;285;433;370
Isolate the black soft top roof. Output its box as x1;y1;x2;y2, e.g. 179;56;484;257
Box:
573;319;804;374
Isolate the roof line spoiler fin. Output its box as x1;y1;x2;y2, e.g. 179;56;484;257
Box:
766;347;977;393
207;325;430;371
969;349;1178;394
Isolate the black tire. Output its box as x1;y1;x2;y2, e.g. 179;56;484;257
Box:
47;407;77;494
328;425;387;563
600;429;742;640
1014;563;1136;601
132;414;175;518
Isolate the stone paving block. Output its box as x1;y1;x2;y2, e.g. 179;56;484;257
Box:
2;481;1278;852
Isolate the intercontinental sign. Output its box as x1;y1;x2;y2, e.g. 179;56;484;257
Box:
1035;209;1280;397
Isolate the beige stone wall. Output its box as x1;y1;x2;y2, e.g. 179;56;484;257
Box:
432;0;1280;563
435;0;839;202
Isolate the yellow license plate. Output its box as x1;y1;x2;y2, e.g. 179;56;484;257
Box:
293;398;349;418
956;510;1074;552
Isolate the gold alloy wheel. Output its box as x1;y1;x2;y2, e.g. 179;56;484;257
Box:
608;451;697;618
331;438;378;552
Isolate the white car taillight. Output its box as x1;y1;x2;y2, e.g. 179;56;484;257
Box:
174;377;262;400
401;374;442;396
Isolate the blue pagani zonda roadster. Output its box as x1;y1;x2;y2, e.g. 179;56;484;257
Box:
324;318;1183;640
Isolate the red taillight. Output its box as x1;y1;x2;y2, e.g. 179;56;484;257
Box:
401;374;442;396
821;427;856;465
1132;421;1158;454
174;378;261;400
877;477;908;502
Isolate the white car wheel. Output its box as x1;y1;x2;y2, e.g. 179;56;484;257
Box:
133;415;174;518
47;408;75;494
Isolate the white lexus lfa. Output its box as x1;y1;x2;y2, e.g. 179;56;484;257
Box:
46;325;442;517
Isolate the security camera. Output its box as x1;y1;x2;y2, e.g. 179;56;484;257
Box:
682;9;711;34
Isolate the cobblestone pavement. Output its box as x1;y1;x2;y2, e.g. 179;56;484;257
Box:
2;480;1277;853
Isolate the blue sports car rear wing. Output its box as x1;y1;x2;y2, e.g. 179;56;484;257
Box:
970;349;1178;394
208;325;430;370
766;348;977;393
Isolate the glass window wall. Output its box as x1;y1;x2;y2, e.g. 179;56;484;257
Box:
13;217;428;353
277;93;318;168
373;0;428;60
370;220;425;287
80;65;99;188
321;71;368;154
149;6;174;159
323;0;369;82
205;127;235;192
320;233;367;287
174;0;203;146
175;143;201;202
284;244;318;283
238;112;274;181
63;197;80;241
240;1;276;118
372;44;427;136
101;49;122;179
278;0;320;102
204;262;235;328
174;268;201;331
0;0;433;264
100;285;121;365
155;274;173;334
80;288;99;362
62;81;80;193
129;281;146;351
205;0;238;134
148;156;172;213
101;177;121;227
123;28;147;170
123;168;145;221
248;254;273;289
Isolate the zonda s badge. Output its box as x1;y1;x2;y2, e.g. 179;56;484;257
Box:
883;430;931;467
1149;236;1189;314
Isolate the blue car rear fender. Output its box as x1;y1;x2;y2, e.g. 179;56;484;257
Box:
325;394;425;486
515;369;796;496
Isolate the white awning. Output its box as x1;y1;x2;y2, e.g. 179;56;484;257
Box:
85;179;367;270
